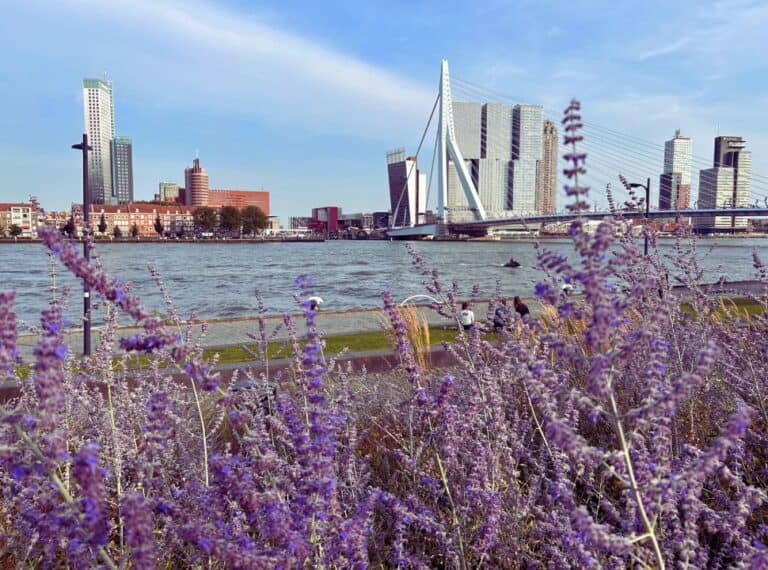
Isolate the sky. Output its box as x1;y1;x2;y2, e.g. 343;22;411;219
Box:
1;0;767;222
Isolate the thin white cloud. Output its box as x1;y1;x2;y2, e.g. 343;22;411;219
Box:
55;0;435;140
635;37;690;61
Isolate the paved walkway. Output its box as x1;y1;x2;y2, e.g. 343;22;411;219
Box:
15;306;458;360
15;279;765;360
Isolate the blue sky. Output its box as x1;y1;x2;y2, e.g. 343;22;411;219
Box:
1;0;767;221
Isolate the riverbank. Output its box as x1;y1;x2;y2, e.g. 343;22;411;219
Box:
0;237;325;244
13;278;765;362
13;305;458;361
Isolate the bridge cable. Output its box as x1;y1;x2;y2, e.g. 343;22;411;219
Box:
391;91;439;229
451;76;768;186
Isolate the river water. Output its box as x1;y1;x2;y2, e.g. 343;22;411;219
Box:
1;237;766;328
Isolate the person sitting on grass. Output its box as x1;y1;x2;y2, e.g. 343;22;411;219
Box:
493;299;510;332
514;296;529;319
459;301;475;331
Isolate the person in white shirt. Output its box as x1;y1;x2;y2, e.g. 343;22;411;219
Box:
459;301;475;330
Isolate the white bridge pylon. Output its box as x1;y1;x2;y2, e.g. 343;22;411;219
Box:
436;59;486;223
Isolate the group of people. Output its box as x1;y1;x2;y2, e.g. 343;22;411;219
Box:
458;296;530;332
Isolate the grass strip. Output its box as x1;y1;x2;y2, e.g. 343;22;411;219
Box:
11;296;765;376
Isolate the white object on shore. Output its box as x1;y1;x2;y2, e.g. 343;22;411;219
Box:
307;296;324;308
561;283;574;295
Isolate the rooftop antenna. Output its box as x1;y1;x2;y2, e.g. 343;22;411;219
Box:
195;148;199;159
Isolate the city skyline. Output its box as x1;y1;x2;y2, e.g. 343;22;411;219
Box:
1;0;768;221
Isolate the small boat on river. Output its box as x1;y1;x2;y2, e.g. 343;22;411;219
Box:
503;258;521;268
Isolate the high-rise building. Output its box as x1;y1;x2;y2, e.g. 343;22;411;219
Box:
694;136;751;232
447;101;543;219
83;78;133;204
659;130;692;210
83;79;115;204
537;120;558;214
659;173;690;210
510;104;544;213
110;136;133;203
452;102;483;159
476;103;513;216
185;157;210;207
482;103;513;159
386;148;427;227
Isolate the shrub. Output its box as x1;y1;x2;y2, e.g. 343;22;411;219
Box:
1;101;766;568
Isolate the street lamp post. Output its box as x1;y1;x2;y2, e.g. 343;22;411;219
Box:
629;177;651;256
72;134;92;356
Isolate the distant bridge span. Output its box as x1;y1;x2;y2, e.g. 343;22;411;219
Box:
387;208;768;238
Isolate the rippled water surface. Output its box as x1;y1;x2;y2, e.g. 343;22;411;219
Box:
2;238;766;326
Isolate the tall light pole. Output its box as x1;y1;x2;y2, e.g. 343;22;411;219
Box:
628;177;651;256
72;134;92;356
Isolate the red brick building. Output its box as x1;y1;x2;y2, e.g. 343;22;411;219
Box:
174;157;270;215
209;189;269;214
87;203;195;237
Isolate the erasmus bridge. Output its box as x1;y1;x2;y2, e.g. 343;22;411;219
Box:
387;60;768;239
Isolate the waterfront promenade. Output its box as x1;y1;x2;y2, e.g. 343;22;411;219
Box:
14;305;458;362
13;279;765;362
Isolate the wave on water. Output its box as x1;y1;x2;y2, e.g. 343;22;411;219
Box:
219;304;256;317
349;270;376;277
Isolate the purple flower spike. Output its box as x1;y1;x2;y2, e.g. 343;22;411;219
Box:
0;291;21;377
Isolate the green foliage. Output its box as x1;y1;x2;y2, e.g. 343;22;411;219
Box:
98;213;107;234
8;224;22;237
130;224;140;238
112;225;123;238
241;205;267;235
219;206;241;233
193;206;217;231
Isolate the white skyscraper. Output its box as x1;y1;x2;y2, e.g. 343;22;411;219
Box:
83;79;116;204
659;130;693;210
663;130;693;186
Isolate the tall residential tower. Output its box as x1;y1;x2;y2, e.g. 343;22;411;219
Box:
110;136;134;203
659;130;692;210
83;78;133;204
83;79;115;203
537;119;558;214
